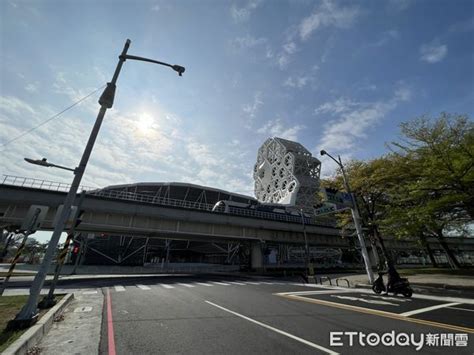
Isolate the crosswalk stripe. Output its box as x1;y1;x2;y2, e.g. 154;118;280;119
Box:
137;285;151;290
228;281;246;285
114;286;125;292
212;282;230;286
160;284;175;289
195;282;213;287
178;283;195;288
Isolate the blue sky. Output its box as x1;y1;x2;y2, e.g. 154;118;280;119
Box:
1;0;473;200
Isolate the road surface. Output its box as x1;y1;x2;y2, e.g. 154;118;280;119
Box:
93;275;473;354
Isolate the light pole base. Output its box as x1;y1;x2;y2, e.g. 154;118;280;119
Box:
307;275;317;284
38;296;57;309
7;313;39;330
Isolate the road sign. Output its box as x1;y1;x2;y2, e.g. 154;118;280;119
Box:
321;188;353;207
52;205;78;228
314;202;351;216
20;205;49;232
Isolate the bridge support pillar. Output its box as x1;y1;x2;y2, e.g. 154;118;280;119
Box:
250;242;263;271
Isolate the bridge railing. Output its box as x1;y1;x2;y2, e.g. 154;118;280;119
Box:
88;188;215;212
1;175;94;193
1;174;335;227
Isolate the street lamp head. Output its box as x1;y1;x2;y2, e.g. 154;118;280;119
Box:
172;65;185;76
320;150;327;156
24;157;50;167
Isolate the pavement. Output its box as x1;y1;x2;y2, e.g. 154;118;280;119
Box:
4;274;473;354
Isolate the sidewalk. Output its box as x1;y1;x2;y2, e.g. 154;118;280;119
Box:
340;272;474;290
34;289;103;354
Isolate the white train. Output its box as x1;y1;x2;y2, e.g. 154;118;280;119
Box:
211;200;313;222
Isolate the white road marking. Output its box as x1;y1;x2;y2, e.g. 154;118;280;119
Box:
331;295;399;306
83;290;98;294
228;281;246;285
205;300;339;355
447;306;474;313
276;290;351;296
401;302;462;317
261;282;274;285
160;284;175;289
367;294;412;302
178;283;195;288
319;286;474;304
114;286;126;292
137;284;151;290
212;282;230;286
195;282;213;287
245;282;261;285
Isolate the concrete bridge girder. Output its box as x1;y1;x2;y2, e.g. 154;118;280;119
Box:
1;185;473;257
0;185;344;246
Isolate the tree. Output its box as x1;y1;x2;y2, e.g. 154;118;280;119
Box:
382;113;474;268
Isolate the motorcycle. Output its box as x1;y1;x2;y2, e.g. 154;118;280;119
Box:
372;272;413;298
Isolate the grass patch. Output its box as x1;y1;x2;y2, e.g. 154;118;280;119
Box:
0;295;63;352
0;295;29;352
398;268;474;276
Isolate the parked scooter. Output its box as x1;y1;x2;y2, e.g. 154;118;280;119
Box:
372;272;413;298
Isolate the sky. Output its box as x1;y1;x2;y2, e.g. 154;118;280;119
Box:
1;0;473;213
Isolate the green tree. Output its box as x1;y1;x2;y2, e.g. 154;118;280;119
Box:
382;113;473;268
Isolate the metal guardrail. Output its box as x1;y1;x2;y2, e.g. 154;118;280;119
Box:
1;174;335;227
319;276;332;285
336;278;350;287
1;174;94;193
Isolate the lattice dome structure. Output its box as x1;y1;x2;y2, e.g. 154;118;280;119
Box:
253;137;321;212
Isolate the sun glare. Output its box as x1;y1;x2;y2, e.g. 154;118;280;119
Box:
136;113;154;135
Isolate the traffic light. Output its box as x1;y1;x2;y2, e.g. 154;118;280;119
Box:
70;243;80;264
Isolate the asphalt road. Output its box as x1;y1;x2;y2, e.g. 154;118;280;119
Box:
95;275;473;355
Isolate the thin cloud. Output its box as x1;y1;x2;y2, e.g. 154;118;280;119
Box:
284;76;311;89
230;0;263;23
299;0;360;41
25;82;39;93
231;35;267;50
315;86;412;176
257;118;305;141
420;42;448;63
370;30;400;47
387;0;412;12
242;92;263;128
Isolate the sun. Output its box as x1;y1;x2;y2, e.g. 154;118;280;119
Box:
136;113;154;135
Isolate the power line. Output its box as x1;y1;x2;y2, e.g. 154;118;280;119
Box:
0;84;106;151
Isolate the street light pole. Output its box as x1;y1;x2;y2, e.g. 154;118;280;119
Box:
320;150;374;284
9;39;185;329
8;40;132;329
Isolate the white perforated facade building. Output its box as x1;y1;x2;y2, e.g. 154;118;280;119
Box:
253;137;321;212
